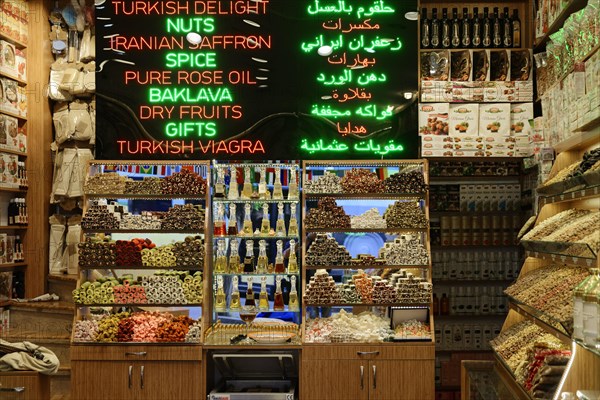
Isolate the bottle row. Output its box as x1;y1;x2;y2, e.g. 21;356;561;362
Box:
214;275;300;312
213;202;299;237
432;249;520;281
434;286;509;316
421;6;521;50
214;238;299;275
213;164;299;200
7;197;27;225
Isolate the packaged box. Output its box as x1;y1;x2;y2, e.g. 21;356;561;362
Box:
6;235;13;263
472;50;490;82
17;124;26;153
419;103;449;136
421;50;449;81
449;104;479;136
0;40;16;77
14;48;25;82
0;233;7;264
490;50;510;81
0;77;19;114
510;103;534;136
0;113;17;149
420;88;452;103
510;50;533;81
421;149;454;157
450;50;472;82
0;272;11;301
17;85;25;117
479;103;511;136
3;153;17;187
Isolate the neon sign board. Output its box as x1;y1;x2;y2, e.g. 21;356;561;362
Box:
95;0;418;160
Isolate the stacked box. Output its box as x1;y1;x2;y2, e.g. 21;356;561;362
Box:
0;40;17;78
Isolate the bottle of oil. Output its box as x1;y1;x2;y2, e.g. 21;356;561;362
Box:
258;166;270;200
272;166;283;200
273;276;284;311
242;203;253;236
213;203;226;236
229;239;241;273
259;276;269;311
241;166;253;199
274;240;285;273
289;275;299;311
215;276;227;311
228;167;239;200
288;203;298;236
275;202;286;236
230;276;241;311
260;203;270;235
287;239;298;274
214;165;226;198
214;239;227;273
243;240;255;273
288;168;299;200
245;276;255;306
256;240;268;274
227;203;238;235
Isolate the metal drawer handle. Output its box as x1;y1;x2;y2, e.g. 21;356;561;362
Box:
373;365;377;389
128;365;133;389
140;365;145;389
360;365;364;390
0;387;25;392
125;351;147;356
357;351;379;356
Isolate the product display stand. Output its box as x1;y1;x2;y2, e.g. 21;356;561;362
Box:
70;160;209;400
300;160;434;400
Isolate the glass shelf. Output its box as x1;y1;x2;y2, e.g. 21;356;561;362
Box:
213;199;299;204
304;264;430;270
78;266;204;270
508;296;572;339
213;235;300;240
83;229;205;234
522;240;597;262
214;272;300;277
462;361;518;400
305;228;428;233
539;183;600;206
537;175;587;196
76;303;203;307
304;302;431;308
213;162;299;169
574;338;600;357
214;308;300;313
84;193;207;200
304;193;426;199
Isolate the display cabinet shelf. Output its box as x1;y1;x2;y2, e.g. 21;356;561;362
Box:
215;307;299;313
78;265;204;271
0;187;27;193
554;126;600;153
304;193;426;200
524;250;597;268
0;148;27;158
305;228;428;234
84;193;207;200
0;32;27;48
540;185;600;206
214;235;300;240
82;229;205;234
305;302;431;308
0;70;26;85
214;272;300;277
0;262;27;270
304;264;430;270
0;110;26;121
492;352;532;400
521;240;597;260
534;0;588;50
508;302;571;345
76;303;204;308
212;199;298;204
0;225;28;230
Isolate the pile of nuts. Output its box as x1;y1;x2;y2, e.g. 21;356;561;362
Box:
305;198;350;229
340;283;361;303
384;171;427;194
305;234;352;266
340;169;384;194
82;204;120;230
161;169;207;195
384;201;428;229
120;214;161;230
351;208;387;229
304;270;343;304
304;172;343;193
162;204;205;230
78;237;116;268
380;236;430;265
84;173;127;194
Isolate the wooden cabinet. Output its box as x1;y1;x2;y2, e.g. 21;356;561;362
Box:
301;345;435;400
0;372;50;400
71;345;203;400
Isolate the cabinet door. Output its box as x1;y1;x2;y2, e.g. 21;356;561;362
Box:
369;360;435;400
301;360;368;400
136;361;202;400
71;361;136;400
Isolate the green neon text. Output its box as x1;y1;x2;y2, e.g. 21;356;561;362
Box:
165;52;217;68
148;87;233;103
165;121;217;137
166;17;215;33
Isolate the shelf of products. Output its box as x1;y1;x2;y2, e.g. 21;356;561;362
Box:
73;162;210;345
302;160;434;345
206;162;302;347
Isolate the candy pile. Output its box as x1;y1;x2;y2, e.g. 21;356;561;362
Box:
304;270;342;304
172;236;205;268
394;320;431;339
119;213;161;230
161;204;205;230
305;198;350;229
390;271;432;304
305;310;394;343
351;254;386;266
78;237;116;268
384;201;428;229
522;348;571;398
84;173;126;194
384;171;427;194
82;203;120;230
380;236;429;265
339;283;361;303
73;312;202;343
161;169;207;195
125;177;162;194
340;169;384;193
304;172;343;193
305;234;352;266
350;208;387;229
116;238;154;266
